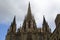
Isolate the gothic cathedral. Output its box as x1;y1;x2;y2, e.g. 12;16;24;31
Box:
6;3;60;40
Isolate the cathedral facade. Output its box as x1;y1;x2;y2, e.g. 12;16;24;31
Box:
6;3;60;40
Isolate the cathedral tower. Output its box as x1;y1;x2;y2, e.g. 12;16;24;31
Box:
22;3;37;31
42;16;51;33
42;16;51;40
6;16;16;40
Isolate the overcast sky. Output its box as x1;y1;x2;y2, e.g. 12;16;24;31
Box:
0;0;60;40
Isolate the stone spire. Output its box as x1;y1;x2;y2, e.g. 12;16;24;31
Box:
43;16;49;27
42;16;51;33
8;16;16;34
12;16;16;25
6;16;16;40
22;2;37;30
25;2;33;21
42;16;51;40
43;16;47;25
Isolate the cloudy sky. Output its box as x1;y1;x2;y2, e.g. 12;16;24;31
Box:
0;0;60;40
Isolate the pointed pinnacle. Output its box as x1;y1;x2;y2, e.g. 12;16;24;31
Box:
26;2;33;20
13;16;16;24
43;15;46;24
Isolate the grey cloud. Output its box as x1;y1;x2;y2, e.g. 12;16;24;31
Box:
0;0;60;32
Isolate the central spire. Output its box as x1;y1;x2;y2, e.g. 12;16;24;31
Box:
22;2;37;30
26;2;33;21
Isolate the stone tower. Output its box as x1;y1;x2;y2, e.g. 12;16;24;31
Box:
6;16;16;40
42;16;51;33
15;3;37;40
42;16;51;40
22;3;37;31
